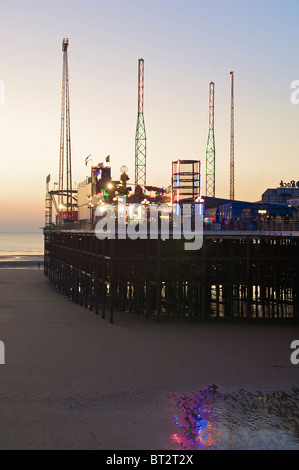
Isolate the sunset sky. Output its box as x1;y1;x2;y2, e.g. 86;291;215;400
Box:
0;0;298;231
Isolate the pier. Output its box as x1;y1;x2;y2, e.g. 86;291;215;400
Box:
44;230;299;323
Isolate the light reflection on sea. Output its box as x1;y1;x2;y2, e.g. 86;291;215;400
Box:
0;232;43;256
167;385;299;450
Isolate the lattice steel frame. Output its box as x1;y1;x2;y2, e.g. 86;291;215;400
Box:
230;71;235;200
45;174;52;226
135;59;146;188
58;38;73;219
206;82;215;198
44;231;299;323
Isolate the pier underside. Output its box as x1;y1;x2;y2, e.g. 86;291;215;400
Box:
44;232;299;323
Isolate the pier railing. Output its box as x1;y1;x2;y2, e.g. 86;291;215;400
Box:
47;218;299;234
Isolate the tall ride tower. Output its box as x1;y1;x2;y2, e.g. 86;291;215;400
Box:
58;38;73;220
206;82;215;198
230;71;235;200
135;58;147;188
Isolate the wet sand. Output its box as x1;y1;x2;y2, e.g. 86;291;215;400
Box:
0;269;298;449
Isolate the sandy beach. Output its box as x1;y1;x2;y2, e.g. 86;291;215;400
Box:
0;269;298;450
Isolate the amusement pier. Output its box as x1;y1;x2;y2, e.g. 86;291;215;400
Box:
44;39;299;323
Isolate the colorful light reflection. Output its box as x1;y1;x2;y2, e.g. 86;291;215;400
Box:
170;385;219;450
169;386;299;450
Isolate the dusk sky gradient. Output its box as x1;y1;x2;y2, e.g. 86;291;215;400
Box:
0;0;299;231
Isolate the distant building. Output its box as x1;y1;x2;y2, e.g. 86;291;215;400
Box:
216;201;297;223
77;177;92;222
262;185;299;204
289;199;299;207
202;195;298;225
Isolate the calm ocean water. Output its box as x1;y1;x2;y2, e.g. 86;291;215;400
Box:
0;232;44;255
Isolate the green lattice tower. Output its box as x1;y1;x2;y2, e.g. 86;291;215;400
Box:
206;81;215;198
135;59;146;188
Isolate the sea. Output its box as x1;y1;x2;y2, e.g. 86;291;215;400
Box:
0;232;44;268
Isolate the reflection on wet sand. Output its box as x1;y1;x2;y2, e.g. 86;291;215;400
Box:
168;385;299;450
